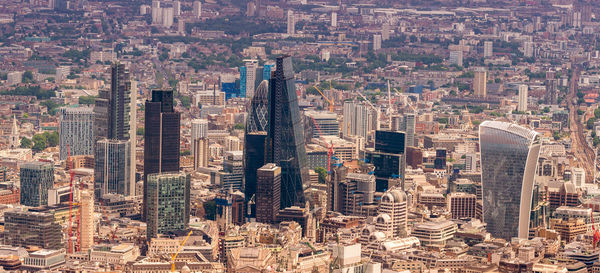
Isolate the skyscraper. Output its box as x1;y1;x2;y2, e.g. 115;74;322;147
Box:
480;121;541;240
287;10;295;35
191;119;208;153
518;84;528;112
20;162;54;207
401;113;416;147
365;130;406;192
376;189;408;238
94;139;132;197
146;172;190;239
240;59;259;98
59;106;94;160
193;137;209;170
243;80;269;207
144;89;181;219
473;68;487;98
79;190;94;251
4;210;62;249
256;163;281;224
266;55;308;209
94;62;136;197
220;151;244;191
484;41;493;58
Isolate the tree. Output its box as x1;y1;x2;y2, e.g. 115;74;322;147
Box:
20;137;32;148
32;134;47;152
45;131;58;147
137;127;145;136
78;95;96;105
203;199;216;220
233;123;245;130
22;71;34;83
314;167;328;184
180;96;191;108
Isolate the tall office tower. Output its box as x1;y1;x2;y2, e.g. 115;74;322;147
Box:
434;148;447;170
545;73;558;105
193;137;209;170
483;41;493;58
287;10;295;35
144;90;181;219
193;1;202;18
449;50;463;66
59;107;94;160
263;64;274;82
220;151;244;191
342;101;374;140
256;163;281;224
382;23;390;41
373;34;382;51
243;80;269;209
9;115;19;148
152;0;162;24
480;121;541;240
375;189;408;238
240;59;259;98
518;84;528;112
266;56;308;209
332;173;376;216
473;68;487;98
401;113;416;147
79;190;94;251
191;119;208;152
162;7;174;27
94;63;136;194
4;210;62;249
146;172;190;239
447;192;477;219
173;1;180;16
94;139;132;197
366;130;406;192
331;11;337;27
523;41;534;57
20;162;54;207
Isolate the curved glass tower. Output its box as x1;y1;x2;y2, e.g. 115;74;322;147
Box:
479;121;541;240
243;80;269;211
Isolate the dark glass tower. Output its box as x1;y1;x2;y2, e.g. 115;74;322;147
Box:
266;55;308;209
95;63;131;142
143;89;181;219
243;80;269;212
366;130;406;192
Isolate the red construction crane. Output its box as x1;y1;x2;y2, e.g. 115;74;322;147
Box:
67;145;74;254
592;210;600;249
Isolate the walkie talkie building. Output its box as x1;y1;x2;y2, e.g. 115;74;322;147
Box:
479;121;541;240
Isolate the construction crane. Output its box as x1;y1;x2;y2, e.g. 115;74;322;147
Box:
592;210;600;249
312;84;334;112
67;145;75;254
171;230;193;272
355;90;381;130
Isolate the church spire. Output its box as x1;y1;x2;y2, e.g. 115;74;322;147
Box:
10;115;19;148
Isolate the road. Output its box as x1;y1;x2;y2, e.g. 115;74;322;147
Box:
566;66;596;182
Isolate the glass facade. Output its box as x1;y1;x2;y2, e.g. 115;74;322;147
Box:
20;162;54;207
266;55;308;209
367;130;406;192
480;121;541;240
58;106;95;160
94;139;131;198
146;172;190;239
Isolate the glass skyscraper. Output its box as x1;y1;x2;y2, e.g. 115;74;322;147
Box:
20;162;54;207
146;172;190;239
479;121;541;240
366;130;406;192
144;89;181;219
243;80;269;210
58;106;95;160
94;139;132;198
266;55;308;209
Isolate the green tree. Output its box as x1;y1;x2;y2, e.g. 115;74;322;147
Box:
233;123;245;130
180;96;191;108
20;137;32;148
78;95;96;105
203;199;216;220
22;71;34;83
314;167;328;184
137;127;145;136
32;134;47;152
45;131;59;147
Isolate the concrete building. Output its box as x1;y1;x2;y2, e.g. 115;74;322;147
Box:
473;68;487;98
373;34;382;51
191;119;208;153
4;210;63;249
193;137;209;170
193;1;201;18
376;189;408;238
287;10;295;35
572;168;585;188
58;106;95;160
449;50;463;66
411;220;457;246
518;84;528;112
447;192;477;219
484;41;493;58
80;190;94;251
21;249;65;271
219;151;244;191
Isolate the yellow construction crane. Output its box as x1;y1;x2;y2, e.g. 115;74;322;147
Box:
313;84;334;112
171;230;193;272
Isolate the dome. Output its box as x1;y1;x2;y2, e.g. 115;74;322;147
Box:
376;213;391;224
381;189;407;203
181;265;191;273
369;232;386;242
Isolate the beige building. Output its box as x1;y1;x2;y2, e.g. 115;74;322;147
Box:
193;137;209;170
411;220;457;246
473;68;487;97
79;190;94;251
227;247;275;273
447;192;477;219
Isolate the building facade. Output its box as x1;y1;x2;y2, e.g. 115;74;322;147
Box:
146;172;190;239
59;106;94;160
256;163;281;224
20;162;54;207
94;139;132;197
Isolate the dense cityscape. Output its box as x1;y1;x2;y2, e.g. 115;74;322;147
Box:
0;0;599;272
